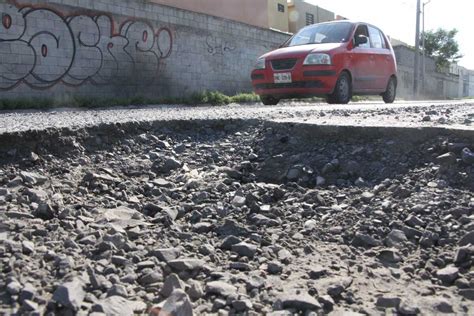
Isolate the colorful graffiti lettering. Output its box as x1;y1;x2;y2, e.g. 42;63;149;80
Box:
0;2;173;90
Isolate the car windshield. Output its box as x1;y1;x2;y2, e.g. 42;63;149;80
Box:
288;22;353;46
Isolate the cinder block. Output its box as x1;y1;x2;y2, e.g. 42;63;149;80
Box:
0;0;300;99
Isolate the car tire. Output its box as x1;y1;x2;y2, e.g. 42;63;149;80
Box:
260;96;279;106
327;72;352;104
382;77;397;104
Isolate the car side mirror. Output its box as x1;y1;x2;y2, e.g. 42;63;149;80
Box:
355;35;368;47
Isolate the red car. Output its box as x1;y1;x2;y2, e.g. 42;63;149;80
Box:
251;21;397;105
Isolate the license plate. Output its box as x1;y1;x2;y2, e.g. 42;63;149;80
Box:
274;72;292;83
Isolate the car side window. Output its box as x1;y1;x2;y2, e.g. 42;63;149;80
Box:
368;26;385;49
379;30;388;49
354;25;370;49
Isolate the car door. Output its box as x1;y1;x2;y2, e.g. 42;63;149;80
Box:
368;26;392;91
351;24;375;92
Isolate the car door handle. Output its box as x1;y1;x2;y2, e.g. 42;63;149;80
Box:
369;55;375;61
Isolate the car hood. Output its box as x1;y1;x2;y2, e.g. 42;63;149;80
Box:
262;43;344;59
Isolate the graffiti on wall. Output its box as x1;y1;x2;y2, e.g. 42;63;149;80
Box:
0;3;173;90
206;35;235;56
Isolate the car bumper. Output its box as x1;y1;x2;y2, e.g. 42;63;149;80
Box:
251;66;339;97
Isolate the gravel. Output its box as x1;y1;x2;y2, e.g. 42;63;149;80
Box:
0;104;473;314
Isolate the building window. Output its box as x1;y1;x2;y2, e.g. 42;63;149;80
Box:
306;13;314;25
277;4;285;12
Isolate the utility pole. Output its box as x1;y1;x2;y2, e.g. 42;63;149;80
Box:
414;0;421;98
422;0;432;95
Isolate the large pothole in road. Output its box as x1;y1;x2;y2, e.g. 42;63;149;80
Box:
0;120;473;315
255;123;472;188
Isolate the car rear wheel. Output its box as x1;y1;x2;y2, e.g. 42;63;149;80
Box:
260;96;280;106
382;77;397;104
327;72;352;104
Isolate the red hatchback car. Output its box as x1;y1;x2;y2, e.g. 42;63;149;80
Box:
251;21;397;105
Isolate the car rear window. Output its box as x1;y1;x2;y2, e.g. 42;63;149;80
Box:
288;22;353;47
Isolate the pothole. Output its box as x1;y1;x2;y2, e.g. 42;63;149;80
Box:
0;120;473;314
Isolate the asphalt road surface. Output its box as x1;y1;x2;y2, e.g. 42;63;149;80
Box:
0;100;472;134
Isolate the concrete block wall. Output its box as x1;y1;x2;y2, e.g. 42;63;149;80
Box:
466;73;474;97
0;0;466;102
0;0;290;100
394;45;462;99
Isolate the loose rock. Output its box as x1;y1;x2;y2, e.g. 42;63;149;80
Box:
279;293;321;311
231;242;257;258
158;289;193;316
205;281;237;297
52;278;85;312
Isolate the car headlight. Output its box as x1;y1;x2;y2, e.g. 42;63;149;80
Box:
254;57;266;69
303;53;332;65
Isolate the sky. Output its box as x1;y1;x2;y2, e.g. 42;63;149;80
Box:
306;0;473;69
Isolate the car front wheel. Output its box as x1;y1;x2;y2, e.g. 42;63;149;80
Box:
260;96;280;106
382;77;397;104
327;72;352;104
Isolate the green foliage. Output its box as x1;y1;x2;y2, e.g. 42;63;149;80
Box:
0;91;261;110
0;98;51;110
424;28;463;70
230;93;260;103
187;91;231;105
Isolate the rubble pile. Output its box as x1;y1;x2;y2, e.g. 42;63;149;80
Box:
0;121;473;315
